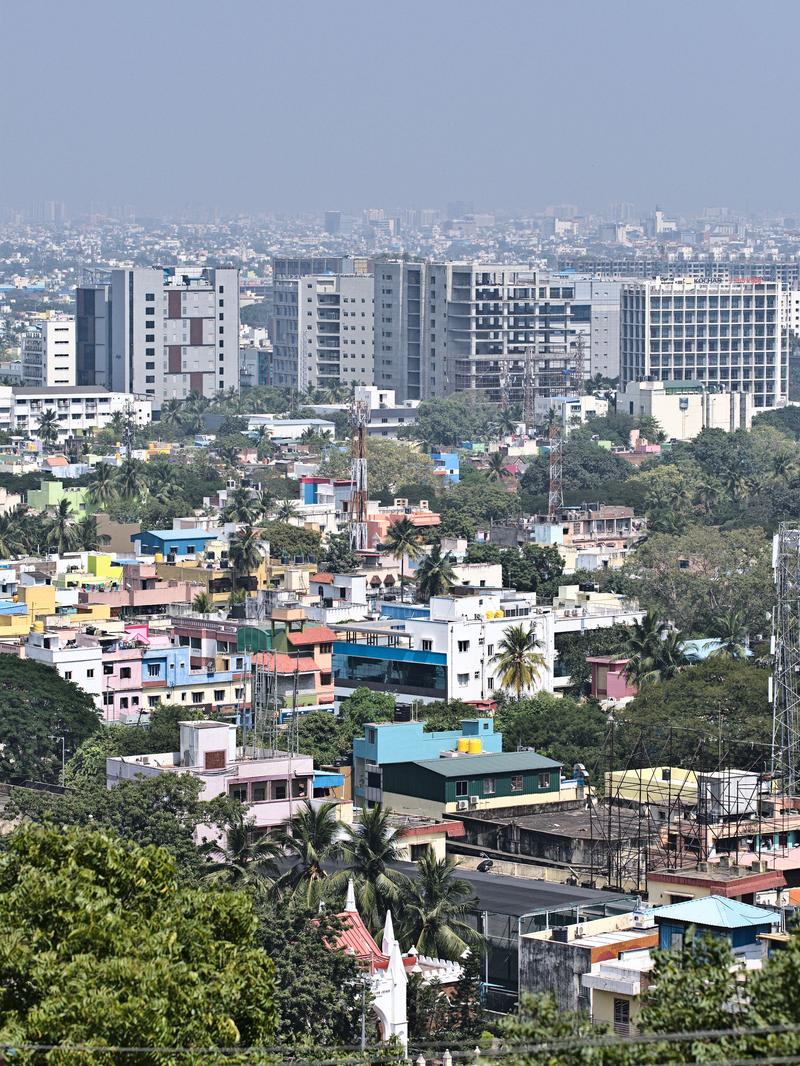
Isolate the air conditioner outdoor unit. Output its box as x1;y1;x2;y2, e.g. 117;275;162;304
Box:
456;800;469;811
469;795;479;807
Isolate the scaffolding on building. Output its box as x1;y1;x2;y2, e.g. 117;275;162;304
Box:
771;524;800;796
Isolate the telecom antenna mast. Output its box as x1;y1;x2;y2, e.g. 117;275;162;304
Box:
522;346;536;437
547;417;563;521
771;523;800;795
498;360;511;411
349;394;371;551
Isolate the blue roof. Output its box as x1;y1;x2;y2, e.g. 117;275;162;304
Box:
652;895;780;930
0;600;27;615
135;528;221;541
314;772;345;789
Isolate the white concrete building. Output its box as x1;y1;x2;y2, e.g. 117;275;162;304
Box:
272;273;374;392
620;379;753;440
0;386;152;442
21;313;76;387
25;630;103;708
77;267;239;409
620;278;784;410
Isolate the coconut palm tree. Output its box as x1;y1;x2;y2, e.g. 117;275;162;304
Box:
497;408;519;438
87;463;118;509
254;488;276;519
74;515;111;552
273;497;300;522
228;525;264;592
0;512;23;558
485;452;510;482
772;452;798;483
192;591;213;616
383;517;424;603
46;498;78;554
709;608;749;659
340;804;409;935
491;624;545;697
223;486;260;525
415;543;457;604
202;807;281;892
624;612;687;686
693;479;722;518
399;851;482;961
277;801;343;903
37;409;60;450
115;459;147;501
159;397;182;429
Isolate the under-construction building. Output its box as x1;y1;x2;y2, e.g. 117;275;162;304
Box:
374;262;617;402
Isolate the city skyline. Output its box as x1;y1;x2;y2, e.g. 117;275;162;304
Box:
4;0;800;217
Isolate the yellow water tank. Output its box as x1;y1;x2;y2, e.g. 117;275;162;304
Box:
496;609;505;619
32;621;44;632
468;738;482;755
457;737;470;753
154;552;163;563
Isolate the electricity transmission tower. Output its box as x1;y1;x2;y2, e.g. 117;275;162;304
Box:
771;523;800;795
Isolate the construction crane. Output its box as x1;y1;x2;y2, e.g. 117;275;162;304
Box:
349;394;370;551
771;524;800;795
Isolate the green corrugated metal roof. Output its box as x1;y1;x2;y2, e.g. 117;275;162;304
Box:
409;751;562;777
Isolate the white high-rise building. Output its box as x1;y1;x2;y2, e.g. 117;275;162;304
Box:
77;267;239;410
21;313;76;387
621;278;784;410
272;272;374;392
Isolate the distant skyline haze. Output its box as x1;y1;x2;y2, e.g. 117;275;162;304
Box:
3;0;799;217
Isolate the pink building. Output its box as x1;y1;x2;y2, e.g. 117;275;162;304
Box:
586;656;638;702
106;720;319;836
367;499;440;551
79;563;203;617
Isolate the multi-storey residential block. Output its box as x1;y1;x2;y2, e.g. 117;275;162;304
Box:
0;386;151;442
375;262;620;401
620;278;784;409
21;313;76;387
77;267;239;409
272;273;374;391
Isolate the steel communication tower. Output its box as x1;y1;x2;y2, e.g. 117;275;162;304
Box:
547;418;563;521
771;524;800;794
522;346;536;436
349;395;370;551
498;361;511;411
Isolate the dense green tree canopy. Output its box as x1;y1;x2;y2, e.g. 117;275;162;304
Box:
318;438;436;496
0;824;277;1055
411;393;497;447
295;710;350;766
494;693;608;778
522;438;633;496
615;658;771;771
259;520;321;560
0;655;101;783
620;525;772;634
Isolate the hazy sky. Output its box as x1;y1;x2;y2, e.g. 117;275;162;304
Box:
3;0;799;217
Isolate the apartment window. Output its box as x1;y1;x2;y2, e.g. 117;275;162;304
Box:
145;334;155;343
146;293;155;301
119;697;129;709
510;774;523;792
192;691;204;704
64;671;72;680
455;780;468;798
219;313;224;321
252;783;266;802
421;639;433;651
613;999;631;1036
103;663;113;675
147;663;159;677
120;667;131;679
146;362;155;370
214;689;225;702
457;672;469;686
457;639;470;653
229;784;247;803
146;347;155;356
148;695;158;708
320;672;332;685
538;772;552;789
272;780;287;800
235;687;244;699
86;669;94;678
145;376;155;384
219;285;224;293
